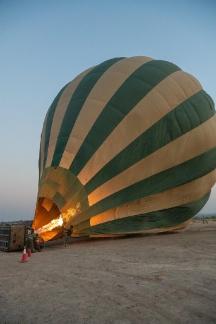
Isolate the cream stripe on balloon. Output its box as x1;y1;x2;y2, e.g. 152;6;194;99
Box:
59;56;153;169
78;71;202;185
89;169;216;227
88;115;216;206
45;67;93;168
39;113;49;177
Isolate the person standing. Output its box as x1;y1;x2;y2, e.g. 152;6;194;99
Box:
25;228;35;253
63;225;73;247
34;233;42;251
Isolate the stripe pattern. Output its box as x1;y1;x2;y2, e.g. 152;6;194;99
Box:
33;56;216;240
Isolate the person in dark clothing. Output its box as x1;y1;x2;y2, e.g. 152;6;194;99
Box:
25;228;35;253
63;225;73;247
34;233;42;251
202;216;208;224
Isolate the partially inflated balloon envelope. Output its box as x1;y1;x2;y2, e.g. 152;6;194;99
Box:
33;56;216;241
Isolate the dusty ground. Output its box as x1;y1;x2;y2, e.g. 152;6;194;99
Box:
0;220;216;324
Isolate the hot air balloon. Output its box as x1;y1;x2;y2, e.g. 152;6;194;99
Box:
33;56;216;241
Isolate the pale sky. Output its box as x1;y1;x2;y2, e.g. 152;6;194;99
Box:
0;0;215;221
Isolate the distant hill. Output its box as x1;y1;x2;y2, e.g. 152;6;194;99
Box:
194;214;216;219
0;220;32;226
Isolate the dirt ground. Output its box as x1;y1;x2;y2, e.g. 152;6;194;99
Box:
0;220;216;324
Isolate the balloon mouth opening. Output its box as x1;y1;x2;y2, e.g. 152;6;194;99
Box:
32;197;63;241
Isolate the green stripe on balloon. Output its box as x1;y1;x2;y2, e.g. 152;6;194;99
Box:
42;84;69;170
87;193;210;234
82;146;216;219
38;143;42;178
70;60;181;174
38;167;89;213
51;57;125;167
85;90;215;193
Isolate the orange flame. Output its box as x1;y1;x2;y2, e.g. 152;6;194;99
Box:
36;214;64;235
35;202;81;238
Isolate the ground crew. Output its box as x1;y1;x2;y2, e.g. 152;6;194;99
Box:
33;233;43;251
25;228;35;253
63;225;73;247
26;228;44;252
202;216;208;224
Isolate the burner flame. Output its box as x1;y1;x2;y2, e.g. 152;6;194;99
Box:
36;215;64;235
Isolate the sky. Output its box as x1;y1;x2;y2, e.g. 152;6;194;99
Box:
0;0;216;221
